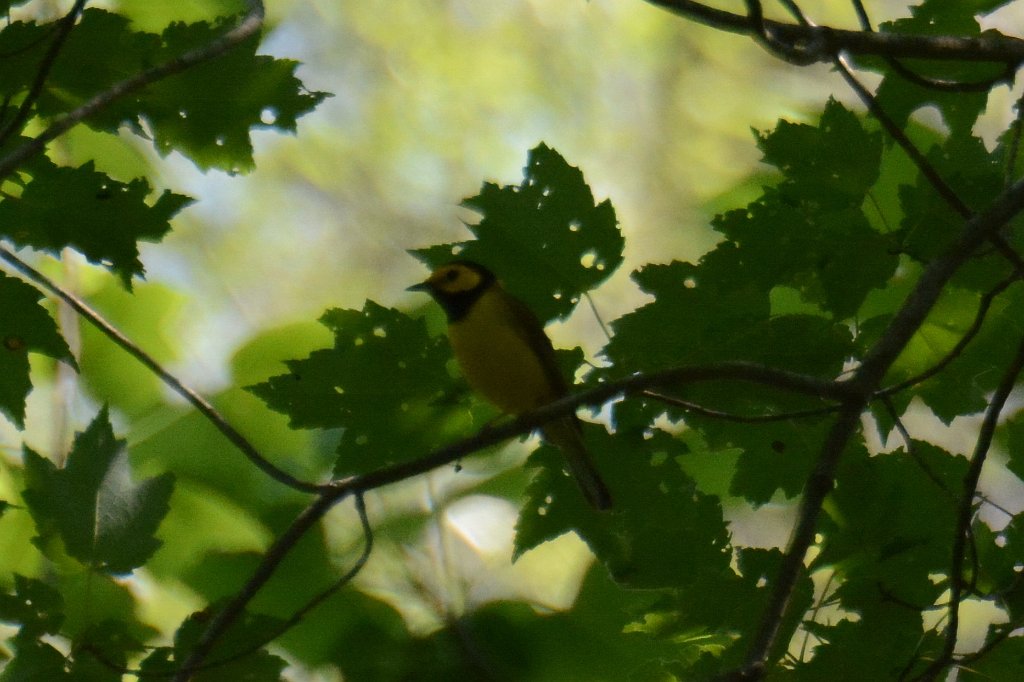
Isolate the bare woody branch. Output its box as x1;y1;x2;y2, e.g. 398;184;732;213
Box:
646;0;1024;64
169;362;852;679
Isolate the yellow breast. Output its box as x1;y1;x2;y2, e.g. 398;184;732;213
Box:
448;288;559;415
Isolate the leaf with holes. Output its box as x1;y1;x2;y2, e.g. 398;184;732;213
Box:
0;575;64;638
0;158;192;287
36;9;329;173
249;301;459;476
412;143;623;323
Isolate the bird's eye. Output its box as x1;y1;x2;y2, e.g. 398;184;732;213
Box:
444;269;460;282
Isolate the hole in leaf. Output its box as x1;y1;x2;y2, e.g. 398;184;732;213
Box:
4;336;25;351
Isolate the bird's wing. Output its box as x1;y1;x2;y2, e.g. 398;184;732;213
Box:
504;294;571;397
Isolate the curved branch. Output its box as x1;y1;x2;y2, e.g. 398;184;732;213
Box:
167;360;852;679
642;389;839;423
879;274;1019;397
328;361;853;497
171;487;348;682
645;0;1024;65
0;247;321;494
175;494;373;677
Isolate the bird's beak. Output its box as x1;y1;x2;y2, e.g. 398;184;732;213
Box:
406;280;432;293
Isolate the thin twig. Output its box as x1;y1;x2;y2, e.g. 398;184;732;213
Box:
835;58;970;219
849;0;870;29
879;274;1020;396
265;494;373;637
0;0;87;148
880;395;956;501
0;247;320;494
642;389;839;422
583;290;612;343
797;570;837;663
833;46;1024;276
0;0;266;182
744;0;818;65
912;332;1024;681
171;487;347;682
170;494;373;677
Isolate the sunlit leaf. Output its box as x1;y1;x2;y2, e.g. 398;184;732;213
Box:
21;407;175;574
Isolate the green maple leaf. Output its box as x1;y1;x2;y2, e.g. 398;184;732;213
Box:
413;143;624;323
21;407;175;574
0;272;76;428
0;158;192;287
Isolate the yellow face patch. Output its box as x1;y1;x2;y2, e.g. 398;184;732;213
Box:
426;263;483;294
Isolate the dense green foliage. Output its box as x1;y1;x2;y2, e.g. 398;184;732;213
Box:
2;1;1024;681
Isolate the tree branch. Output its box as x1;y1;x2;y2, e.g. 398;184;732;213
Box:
733;167;1024;678
0;0;266;182
0;0;87;148
0;246;321;494
848;0;1013;93
645;0;1024;65
913;332;1024;681
169;490;341;681
325;362;852;498
879;274;1019;397
170;494;372;678
169;361;851;679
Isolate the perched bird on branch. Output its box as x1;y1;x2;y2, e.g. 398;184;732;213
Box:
409;260;612;510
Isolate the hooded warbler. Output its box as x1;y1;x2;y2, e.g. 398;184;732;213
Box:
409;260;612;510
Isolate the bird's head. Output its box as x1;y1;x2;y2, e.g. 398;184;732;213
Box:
408;260;497;321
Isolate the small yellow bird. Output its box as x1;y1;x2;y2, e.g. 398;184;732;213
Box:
409;260;612;510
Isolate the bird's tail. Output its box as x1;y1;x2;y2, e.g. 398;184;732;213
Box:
542;418;613;511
